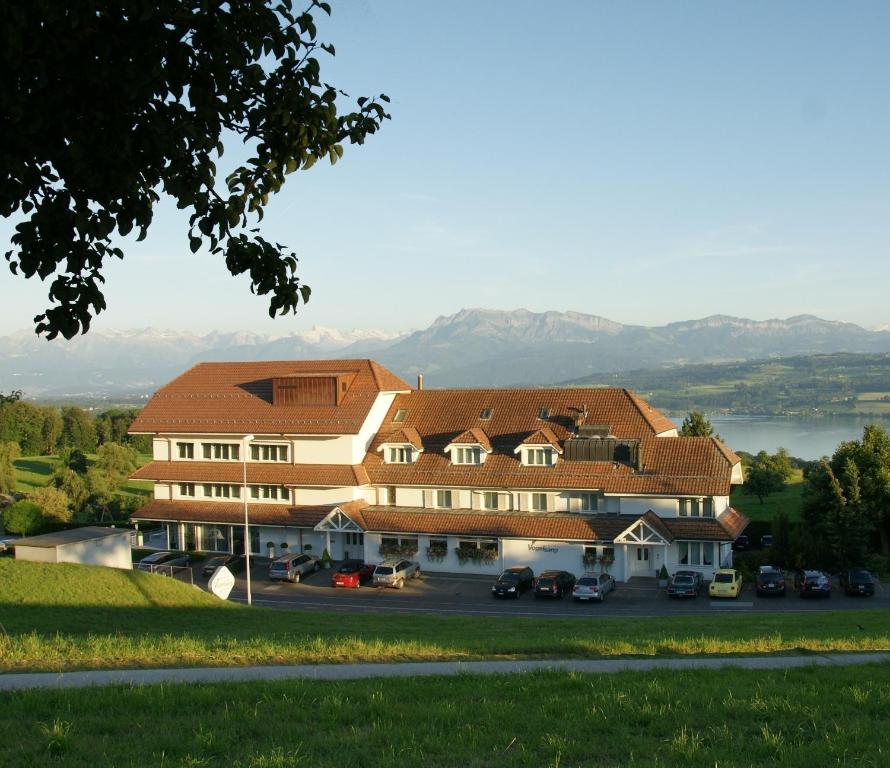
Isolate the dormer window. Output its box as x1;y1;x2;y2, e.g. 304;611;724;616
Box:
452;446;483;465
524;448;555;466
387;446;414;464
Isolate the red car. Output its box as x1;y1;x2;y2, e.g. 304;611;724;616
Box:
332;559;375;588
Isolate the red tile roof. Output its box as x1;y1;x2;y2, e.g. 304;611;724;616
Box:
379;427;424;451
518;427;563;452
715;507;750;539
131;461;370;487
131;499;343;527
448;427;492;452
129;359;411;436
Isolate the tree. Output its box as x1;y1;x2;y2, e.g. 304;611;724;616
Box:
2;1;390;339
679;411;715;438
771;509;791;568
30;486;72;524
0;441;20;494
52;467;89;511
2;500;43;535
744;451;785;504
93;442;138;485
59;408;96;453
58;447;89;475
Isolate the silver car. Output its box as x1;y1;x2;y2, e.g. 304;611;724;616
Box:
572;572;615;602
373;559;421;589
268;553;320;583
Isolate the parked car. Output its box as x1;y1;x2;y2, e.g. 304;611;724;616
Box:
708;569;743;598
136;550;191;572
268;552;320;583
332;559;375;588
667;573;700;599
756;565;786;596
732;535;749;551
840;569;875;597
373;559;421;589
534;570;576;599
491;566;535;598
201;553;244;577
674;569;703;592
0;537;18;555
572;572;615;602
760;534;774;549
793;569;831;598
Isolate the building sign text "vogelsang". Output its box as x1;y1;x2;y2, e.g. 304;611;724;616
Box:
528;543;559;554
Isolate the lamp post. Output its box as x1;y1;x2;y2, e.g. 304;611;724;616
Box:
242;434;254;606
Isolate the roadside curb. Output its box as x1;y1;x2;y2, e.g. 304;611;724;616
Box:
2;652;888;692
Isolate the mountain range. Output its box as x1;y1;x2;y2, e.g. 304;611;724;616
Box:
3;308;890;399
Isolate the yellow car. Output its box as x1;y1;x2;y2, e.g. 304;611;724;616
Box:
709;569;742;598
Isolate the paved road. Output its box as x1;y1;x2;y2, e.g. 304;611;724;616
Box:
212;565;887;619
2;653;887;691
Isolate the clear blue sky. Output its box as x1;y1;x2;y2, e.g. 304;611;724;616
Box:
2;0;889;335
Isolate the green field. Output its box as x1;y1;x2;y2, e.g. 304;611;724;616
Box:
730;469;804;523
3;664;890;767
2;560;890;674
11;453;152;502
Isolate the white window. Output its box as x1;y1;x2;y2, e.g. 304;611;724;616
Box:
530;493;547;512
678;542;713;565
178;483;195;497
202;484;240;499
177;442;194;460
250;485;286;500
346;532;364;547
202;443;239;461
452;446;482;465
436;490;453;508
577;492;598;512
387;446;413;464
250;444;288;462
525;448;554;466
483;492;499;510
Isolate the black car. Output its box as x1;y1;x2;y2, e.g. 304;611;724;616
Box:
756;565;786;596
760;535;774;549
136;550;191;572
667;573;699;599
201;553;244;577
840;569;875;597
534;570;576;599
491;566;534;598
794;569;831;598
732;534;749;551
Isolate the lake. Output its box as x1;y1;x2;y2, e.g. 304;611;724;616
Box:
669;415;890;460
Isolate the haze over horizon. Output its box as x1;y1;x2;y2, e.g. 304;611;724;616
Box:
3;1;889;336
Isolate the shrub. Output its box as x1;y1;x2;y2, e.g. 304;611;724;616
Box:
31;486;72;523
2;500;43;535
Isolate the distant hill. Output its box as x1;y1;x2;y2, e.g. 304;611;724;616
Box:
3;308;890;399
561;352;890;416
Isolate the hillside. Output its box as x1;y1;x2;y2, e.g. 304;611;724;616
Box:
4;309;890;397
562;352;890;415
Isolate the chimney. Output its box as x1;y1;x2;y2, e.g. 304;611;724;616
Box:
417;374;424;390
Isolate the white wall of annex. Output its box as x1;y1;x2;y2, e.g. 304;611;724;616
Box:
153;438;170;461
355;393;399;461
617;496;676;516
292;436;353;464
294;487;357;505
154;483;171;500
714;496;730;514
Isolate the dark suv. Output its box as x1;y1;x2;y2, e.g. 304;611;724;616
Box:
534;570;576;599
841;569;875;597
794;569;831;598
491;566;534;598
756;566;786;596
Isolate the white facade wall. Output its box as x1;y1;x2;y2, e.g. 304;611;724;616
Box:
155;483;172;500
153;438;170;461
15;533;132;570
617;496;677;516
714;495;731;515
294;486;361;505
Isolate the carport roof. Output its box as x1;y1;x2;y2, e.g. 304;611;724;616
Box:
14;526;129;548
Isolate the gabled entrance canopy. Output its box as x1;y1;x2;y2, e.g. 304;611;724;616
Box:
613;518;669;546
314;506;364;533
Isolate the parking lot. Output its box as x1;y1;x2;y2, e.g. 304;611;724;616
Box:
190;560;889;619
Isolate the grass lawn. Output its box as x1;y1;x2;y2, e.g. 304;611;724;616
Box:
2;560;890;673
730;469;804;523
12;453;152;503
3;664;890;767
